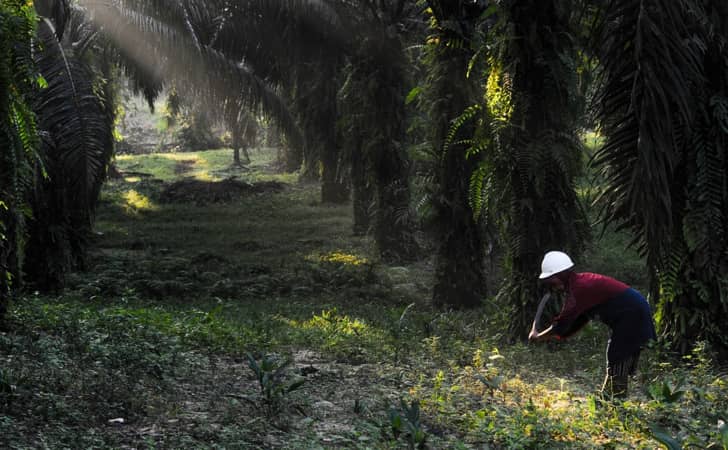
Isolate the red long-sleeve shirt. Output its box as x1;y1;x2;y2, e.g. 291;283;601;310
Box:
551;272;629;337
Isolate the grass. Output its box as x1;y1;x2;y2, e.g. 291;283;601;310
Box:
114;147;297;183
1;147;727;449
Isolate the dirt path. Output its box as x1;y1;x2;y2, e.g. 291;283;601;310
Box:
110;350;407;448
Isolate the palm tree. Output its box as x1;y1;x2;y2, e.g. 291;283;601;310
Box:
295;57;348;202
0;0;115;297
288;65;327;181
337;1;422;261
369;38;421;262
592;0;728;359
466;0;589;338
21;3;117;290
339;58;377;235
422;1;487;308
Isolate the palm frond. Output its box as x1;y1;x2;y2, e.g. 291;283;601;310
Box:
81;1;304;149
592;0;705;261
33;0;70;40
86;0;346;85
21;17;116;288
34;18;113;209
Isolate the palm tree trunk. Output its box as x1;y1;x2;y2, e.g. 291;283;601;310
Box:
299;145;319;181
373;145;419;262
0;214;21;322
351;136;374;235
426;2;486;308
320;125;348;203
317;66;348;204
233;147;241;166
368;47;419;262
232;127;242;166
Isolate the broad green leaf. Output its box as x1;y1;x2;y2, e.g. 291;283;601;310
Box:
36;74;48;89
650;424;682;450
405;86;422;105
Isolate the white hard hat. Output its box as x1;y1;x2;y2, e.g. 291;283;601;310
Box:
539;251;574;279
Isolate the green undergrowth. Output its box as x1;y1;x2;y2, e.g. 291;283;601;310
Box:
2;147;727;449
3;295;727;448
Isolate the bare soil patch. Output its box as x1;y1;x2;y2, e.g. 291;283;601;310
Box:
173;159;197;174
159;178;286;204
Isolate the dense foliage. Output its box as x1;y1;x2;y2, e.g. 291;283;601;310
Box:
592;0;728;358
0;2;40;318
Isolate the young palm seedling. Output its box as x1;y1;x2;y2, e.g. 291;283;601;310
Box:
388;398;427;449
245;352;305;415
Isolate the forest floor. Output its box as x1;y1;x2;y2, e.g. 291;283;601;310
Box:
1;147;727;449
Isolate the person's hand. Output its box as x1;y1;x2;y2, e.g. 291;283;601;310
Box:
528;327;538;342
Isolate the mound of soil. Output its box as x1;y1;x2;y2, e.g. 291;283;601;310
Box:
174;159;197;174
159;178;286;204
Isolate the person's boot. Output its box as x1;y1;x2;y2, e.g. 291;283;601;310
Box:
601;374;629;399
612;375;629;398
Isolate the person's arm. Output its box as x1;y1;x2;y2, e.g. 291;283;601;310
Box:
529;293;556;342
555;314;590;339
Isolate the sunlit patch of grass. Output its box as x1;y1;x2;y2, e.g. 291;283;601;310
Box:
302;308;368;335
123;189;156;213
116;154;139;162
194;171;214;181
313;250;369;266
279;308;391;359
158;153;202;162
114;148;291;184
116;151;209;181
251;171;299;184
123;176;141;183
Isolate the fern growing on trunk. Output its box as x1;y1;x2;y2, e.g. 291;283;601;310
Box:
0;1;41;319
